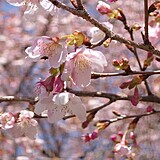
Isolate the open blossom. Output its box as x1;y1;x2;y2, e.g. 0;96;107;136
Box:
0;112;15;129
25;36;68;68
61;47;107;87
9;110;38;139
6;0;55;20
89;22;113;43
35;92;86;123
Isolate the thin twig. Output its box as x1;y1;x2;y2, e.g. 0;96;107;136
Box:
98;110;160;124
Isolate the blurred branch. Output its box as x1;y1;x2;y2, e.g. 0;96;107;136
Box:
50;0;160;57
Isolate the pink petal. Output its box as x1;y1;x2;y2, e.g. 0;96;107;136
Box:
72;65;91;87
84;49;107;72
69;96;86;121
47;106;65;123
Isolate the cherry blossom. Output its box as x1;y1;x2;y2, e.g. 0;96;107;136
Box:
34;92;86;123
25;36;68;68
89;22;113;43
9;110;38;139
0;112;15;129
61;47;107;87
6;0;55;20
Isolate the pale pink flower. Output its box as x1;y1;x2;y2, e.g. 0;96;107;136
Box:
148;24;160;45
35;92;86;123
114;140;131;159
0;112;15;129
89;22;113;43
6;0;55;20
96;1;111;15
25;36;68;68
61;47;107;87
10;110;38;139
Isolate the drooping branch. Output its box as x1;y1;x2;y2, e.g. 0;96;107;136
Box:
50;0;160;57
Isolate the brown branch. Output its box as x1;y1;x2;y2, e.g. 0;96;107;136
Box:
66;88;160;104
0;96;37;105
76;0;84;10
50;0;160;57
91;70;160;79
98;110;160;124
144;0;149;44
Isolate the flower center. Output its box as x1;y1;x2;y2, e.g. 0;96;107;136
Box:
74;54;91;71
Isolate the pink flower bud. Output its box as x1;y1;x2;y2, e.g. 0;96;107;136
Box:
112;59;119;67
96;1;112;15
82;133;91;142
90;130;98;140
118;131;123;138
110;134;117;142
146;106;154;112
129;132;136;139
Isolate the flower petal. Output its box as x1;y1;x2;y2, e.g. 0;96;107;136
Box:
72;64;91;87
47;106;65;123
84;49;107;72
53;92;70;106
69;96;86;121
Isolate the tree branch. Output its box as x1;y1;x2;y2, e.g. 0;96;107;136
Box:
98;109;160;124
50;0;160;57
91;70;160;79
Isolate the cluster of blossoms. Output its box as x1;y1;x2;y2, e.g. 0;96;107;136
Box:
110;131;137;159
3;0;108;139
27;34;107;123
0;110;38;139
6;0;55;20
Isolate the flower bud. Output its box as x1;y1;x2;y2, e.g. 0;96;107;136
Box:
96;1;112;15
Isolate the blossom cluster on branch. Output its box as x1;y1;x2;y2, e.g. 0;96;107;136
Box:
1;0;160;159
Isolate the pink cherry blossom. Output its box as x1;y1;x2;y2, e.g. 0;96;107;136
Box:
0;112;15;129
61;47;107;87
25;36;68;68
114;141;131;159
6;0;55;20
9;110;38;139
34;92;86;123
89;22;113;43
